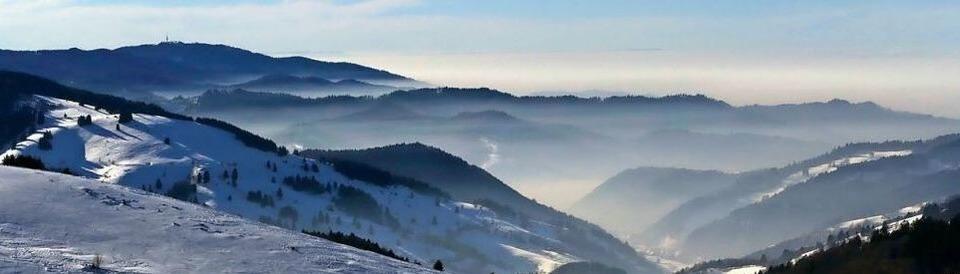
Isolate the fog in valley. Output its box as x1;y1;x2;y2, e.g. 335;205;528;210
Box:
173;89;960;209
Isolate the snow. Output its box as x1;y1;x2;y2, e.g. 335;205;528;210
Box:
723;265;765;274
642;253;687;273
884;214;923;233
752;150;912;202
2;96;624;274
834;215;886;230
790;249;821;264
898;203;925;215
0;166;434;273
695;265;766;274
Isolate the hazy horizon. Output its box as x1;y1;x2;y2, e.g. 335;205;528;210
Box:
2;0;959;117
313;49;960;118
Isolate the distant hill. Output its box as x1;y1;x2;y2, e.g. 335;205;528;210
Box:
631;133;960;261
334;101;429;121
451;110;522;123
228;74;398;96
569;167;738;235
0;42;422;95
681;134;960;259
185;87;732;112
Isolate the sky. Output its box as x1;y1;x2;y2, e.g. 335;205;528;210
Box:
1;0;959;116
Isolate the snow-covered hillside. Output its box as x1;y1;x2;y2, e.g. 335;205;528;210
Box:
2;96;651;273
751;150;912;203
0;166;433;273
678;136;960;260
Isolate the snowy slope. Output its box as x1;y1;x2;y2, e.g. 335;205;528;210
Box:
3;96;653;274
0;166;433;273
680;139;959;260
639;146;915;257
751;150;912;202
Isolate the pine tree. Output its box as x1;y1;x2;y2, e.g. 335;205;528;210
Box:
163;137;170;145
77;115;93;126
276;187;284;200
155;179;162;190
37;131;53;150
118;112;133;123
432;260;444;271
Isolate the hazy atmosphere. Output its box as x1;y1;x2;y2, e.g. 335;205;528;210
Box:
3;0;959;117
3;1;960;274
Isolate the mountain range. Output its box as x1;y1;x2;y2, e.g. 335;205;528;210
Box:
3;41;960;274
574;132;960;267
0;42;423;97
173;87;960;208
0;71;660;273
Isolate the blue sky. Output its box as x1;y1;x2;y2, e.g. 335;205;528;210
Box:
1;0;959;116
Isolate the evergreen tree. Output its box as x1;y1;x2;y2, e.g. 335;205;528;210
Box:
77;115;92;126
118;112;133;123
37;131;53;150
433;260;444;271
155;179;162;190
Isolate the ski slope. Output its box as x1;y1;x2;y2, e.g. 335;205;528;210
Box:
0;166;434;273
2;96;645;273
